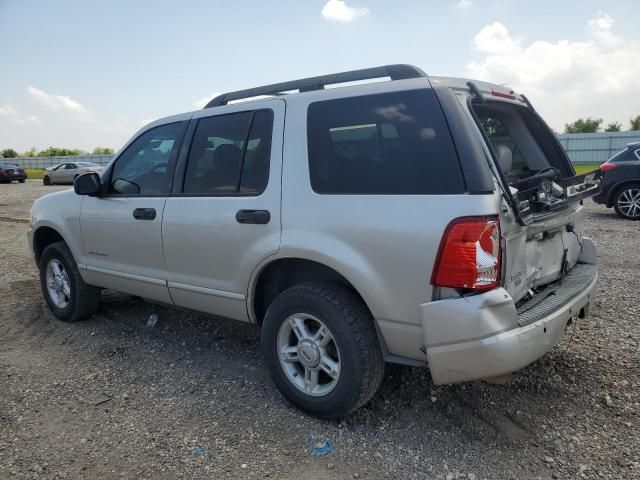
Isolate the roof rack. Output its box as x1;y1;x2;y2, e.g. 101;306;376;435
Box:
204;64;427;108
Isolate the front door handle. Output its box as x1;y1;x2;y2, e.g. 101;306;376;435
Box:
236;209;270;224
133;208;156;220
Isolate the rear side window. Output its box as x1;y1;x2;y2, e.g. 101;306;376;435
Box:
307;89;464;194
183;110;273;195
610;148;640;163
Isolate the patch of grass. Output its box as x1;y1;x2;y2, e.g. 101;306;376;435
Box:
573;163;601;175
25;168;45;179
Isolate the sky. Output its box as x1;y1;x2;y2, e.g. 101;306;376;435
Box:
1;0;639;153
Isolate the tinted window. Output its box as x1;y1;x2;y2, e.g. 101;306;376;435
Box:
307;90;464;194
611;148;640;163
183;110;273;195
110;122;183;195
65;164;77;170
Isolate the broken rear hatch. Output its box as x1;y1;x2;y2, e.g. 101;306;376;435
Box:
467;85;600;308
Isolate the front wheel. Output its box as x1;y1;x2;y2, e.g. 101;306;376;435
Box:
39;241;100;322
261;282;384;419
43;176;51;185
613;184;640;220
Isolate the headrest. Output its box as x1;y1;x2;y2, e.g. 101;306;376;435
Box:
495;144;512;174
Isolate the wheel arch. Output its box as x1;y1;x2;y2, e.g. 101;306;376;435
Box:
606;179;640;207
250;257;373;327
32;226;67;265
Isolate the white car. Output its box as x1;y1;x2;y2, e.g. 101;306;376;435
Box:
43;162;103;185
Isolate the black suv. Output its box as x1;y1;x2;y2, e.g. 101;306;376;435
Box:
593;142;640;219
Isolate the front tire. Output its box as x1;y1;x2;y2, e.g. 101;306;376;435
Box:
613;184;640;220
261;282;384;419
39;241;100;322
19;179;25;183
43;175;51;185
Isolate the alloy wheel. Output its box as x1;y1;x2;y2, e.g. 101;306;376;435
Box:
46;259;71;308
277;313;341;397
617;188;640;218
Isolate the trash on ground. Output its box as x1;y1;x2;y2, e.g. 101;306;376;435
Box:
311;439;334;456
146;313;158;328
92;393;111;406
193;447;206;457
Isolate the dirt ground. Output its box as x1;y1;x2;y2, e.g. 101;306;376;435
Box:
0;181;638;480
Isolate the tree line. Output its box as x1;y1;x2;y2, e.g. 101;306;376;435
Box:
565;115;640;134
1;146;114;159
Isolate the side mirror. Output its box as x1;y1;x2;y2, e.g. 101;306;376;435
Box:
74;172;102;196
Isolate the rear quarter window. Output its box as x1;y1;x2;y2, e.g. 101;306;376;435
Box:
307;89;465;195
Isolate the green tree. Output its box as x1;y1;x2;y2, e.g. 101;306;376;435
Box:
92;147;114;155
1;148;18;158
604;122;622;132
23;147;38;157
630;115;640;131
36;147;84;157
564;117;603;134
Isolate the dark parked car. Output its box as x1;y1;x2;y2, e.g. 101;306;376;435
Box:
593;142;640;219
0;162;27;183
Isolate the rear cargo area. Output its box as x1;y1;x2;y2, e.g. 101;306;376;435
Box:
471;99;600;304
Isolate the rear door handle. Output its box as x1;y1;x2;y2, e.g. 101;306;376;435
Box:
133;208;156;220
236;209;270;224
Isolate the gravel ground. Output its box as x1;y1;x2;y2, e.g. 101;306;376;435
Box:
0;181;638;480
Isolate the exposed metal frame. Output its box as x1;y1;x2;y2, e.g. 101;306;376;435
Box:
204;64;428;108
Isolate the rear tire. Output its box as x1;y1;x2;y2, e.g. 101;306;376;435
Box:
39;241;100;322
19;179;25;183
261;282;384;419
43;176;51;185
613;183;640;220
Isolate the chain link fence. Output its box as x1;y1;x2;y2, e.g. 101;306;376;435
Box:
7;154;113;169
557;131;640;164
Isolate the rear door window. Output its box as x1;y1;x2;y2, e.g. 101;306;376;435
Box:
183;110;273;195
307;89;464;194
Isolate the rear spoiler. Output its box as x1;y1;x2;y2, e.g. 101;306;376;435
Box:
466;81;532;108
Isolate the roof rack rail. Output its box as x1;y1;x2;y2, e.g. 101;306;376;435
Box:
204;64;427;108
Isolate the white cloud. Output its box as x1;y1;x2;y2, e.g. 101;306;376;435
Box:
466;13;640;131
193;92;222;109
0;104;16;116
0;104;40;127
321;0;369;23
473;21;520;54
26;86;90;117
458;0;472;9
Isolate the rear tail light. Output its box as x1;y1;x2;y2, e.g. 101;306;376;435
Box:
599;163;617;172
432;216;501;291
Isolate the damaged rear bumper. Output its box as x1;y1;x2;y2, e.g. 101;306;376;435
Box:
422;261;597;385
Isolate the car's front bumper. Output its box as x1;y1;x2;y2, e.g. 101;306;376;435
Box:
421;264;598;385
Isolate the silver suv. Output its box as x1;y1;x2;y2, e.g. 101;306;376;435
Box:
29;65;600;418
